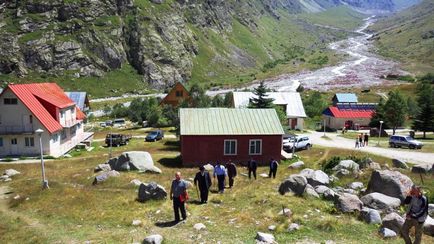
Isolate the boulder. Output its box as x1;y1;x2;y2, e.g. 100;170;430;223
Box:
107;151;161;173
278;174;308;196
392;159;409;169
323;189;336;201
93;170;120;184
335;169;351;177
411;164;432;174
366;170;413;201
0;175;10;181
360;207;382;224
137;182;167;202
203;164;214;171
381;212;404;234
424;215;434;237
94;164;111;173
255;232;275;243
304;184;320;198
429;204;434;217
193;223;206;231
335;193;363;213
4;169;20;177
369;162;382;170
287;223;300;232
288;161;304;169
333;160;359;173
143;234;163;244
300;169;329;186
348;182;364;190
130;179;142;186
314;185;331;195
379;227;397;238
361;193;401;211
268;225;276;231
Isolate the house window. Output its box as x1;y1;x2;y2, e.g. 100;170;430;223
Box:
70;125;76;136
60;111;65;118
29;115;33;124
11;138;17;145
25;137;35;147
4;98;18;105
176;90;183;97
224;140;237;155
52;134;59;143
0;137;3;147
249;139;262;155
61;130;67;140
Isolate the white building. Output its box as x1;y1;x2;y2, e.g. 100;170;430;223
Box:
0;83;93;158
232;92;307;130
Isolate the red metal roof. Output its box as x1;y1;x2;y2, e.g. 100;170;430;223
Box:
6;83;86;134
326;106;374;119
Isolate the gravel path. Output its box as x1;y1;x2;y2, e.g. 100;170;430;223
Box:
308;131;434;167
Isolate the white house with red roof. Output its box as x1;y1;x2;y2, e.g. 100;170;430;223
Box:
0;83;93;157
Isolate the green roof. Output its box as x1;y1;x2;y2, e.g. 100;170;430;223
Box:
180;108;284;135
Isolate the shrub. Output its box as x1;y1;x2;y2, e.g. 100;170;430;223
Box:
322;156;341;174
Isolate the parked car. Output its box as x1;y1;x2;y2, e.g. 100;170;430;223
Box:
105;120;113;126
105;133;132;147
99;122;107;127
142;121;149;128
113;118;126;128
283;136;312;151
389;135;423;149
145;130;164;142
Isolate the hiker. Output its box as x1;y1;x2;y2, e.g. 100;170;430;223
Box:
247;158;257;180
269;158;279;179
359;133;364;147
226;160;237;188
194;166;212;204
364;133;369;146
213;162;227;193
401;185;429;244
355;135;360;148
169;172;188;222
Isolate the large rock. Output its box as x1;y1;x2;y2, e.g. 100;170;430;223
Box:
107;151;161;173
314;185;331;195
381;212;404;234
429;204;434;217
143;234;163;244
335;193;363;213
379;227;397;238
361;193;401;211
411;164;432;174
360;207;382;224
300;169;329;187
288;161;304;169
366;170;413;201
94;164;111;173
255;232;275;243
4;169;20;177
304;184;320;198
332;160;359;173
93;170;120;184
348;182;364;190
424;216;434;237
392;159;409;169
137;182;167;202
278;174;308;196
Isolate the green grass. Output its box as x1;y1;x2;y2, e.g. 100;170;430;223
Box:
1;127;433;243
299;6;367;31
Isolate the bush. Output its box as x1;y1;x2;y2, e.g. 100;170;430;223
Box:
322;156;341;174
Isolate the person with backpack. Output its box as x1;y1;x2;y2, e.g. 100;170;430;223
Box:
226;161;237;188
169;172;188;222
269;158;279;179
247;158;257;180
213;162;227;193
401;185;429;244
194;166;212;204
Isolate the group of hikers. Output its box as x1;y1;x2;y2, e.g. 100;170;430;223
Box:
169;158;279;222
169;166;429;244
355;133;369;148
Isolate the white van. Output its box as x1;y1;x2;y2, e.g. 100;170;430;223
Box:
113;118;126;128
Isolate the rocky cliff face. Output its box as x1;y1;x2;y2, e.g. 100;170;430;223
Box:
0;0;412;89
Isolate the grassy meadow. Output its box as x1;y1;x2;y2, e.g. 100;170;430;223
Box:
1;127;433;243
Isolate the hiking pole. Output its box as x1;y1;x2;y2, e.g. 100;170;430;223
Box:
419;173;425;185
196;184;200;201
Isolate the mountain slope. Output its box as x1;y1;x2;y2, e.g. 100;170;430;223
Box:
369;0;434;74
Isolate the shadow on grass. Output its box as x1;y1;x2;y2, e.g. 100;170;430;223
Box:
158;156;183;168
155;220;179;228
158;140;180;152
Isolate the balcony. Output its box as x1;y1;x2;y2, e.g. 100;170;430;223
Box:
61;119;79;128
0;125;34;135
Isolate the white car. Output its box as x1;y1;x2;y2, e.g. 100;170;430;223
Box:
283;136;312;151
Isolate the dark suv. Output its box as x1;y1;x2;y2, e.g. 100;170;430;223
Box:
389;135;423;149
145;130;164;142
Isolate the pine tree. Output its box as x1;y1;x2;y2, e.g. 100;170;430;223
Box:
383;90;407;135
369;98;387;128
249;81;274;108
413;82;434;138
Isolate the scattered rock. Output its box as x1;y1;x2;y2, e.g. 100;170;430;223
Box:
300;169;329;186
193;223;206;231
260;173;269;178
304;184;320;198
278;208;292;218
268;225;276;231
381;212;404;234
150;0;164;4
287;223;300;232
343;188;356;195
137;182;167;202
348;182;364;190
323;189;336;201
411;165;432;174
94;164;111;173
4;169;20;177
130;179;142;186
64;154;72;158
379;227;397;238
429;204;434;217
288;161;304;169
107;151;161;173
392;159;408;169
132;220;142;226
143;234;163;244
278;174;308;196
335;169;351;177
333;160;359;173
361;193;401;211
93;170;120;184
255;232;275;243
314;185;331;195
0;175;10;181
360;207;382;224
369;162;381;170
335;193;363;213
366;170;413;201
424;215;434;237
329;175;339;182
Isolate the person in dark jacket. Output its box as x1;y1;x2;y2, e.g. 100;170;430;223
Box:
269;158;279;178
401;185;429;244
364;133;369;146
247;158;257;180
169;172;187;222
226;161;237;188
194;166;212;204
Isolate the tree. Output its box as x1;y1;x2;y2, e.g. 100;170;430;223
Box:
110;103;128;118
383;90;407;135
273;105;287;126
303;91;328;118
406;96;419;119
413;82;434;138
249;81;274;108
189;83;211;108
223;92;233;107
211;95;224;107
369;98;388;129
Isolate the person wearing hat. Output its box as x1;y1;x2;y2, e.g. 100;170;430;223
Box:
194;166;212;203
401;185;429;244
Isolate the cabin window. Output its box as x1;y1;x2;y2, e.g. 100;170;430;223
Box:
0;137;3;147
4;98;18;105
224;140;237;155
61;130;67;140
29;115;33;124
52;134;59;143
70;125;76;136
60;111;65;119
11;138;17;145
176;90;183;97
25;137;35;147
249;139;262;155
